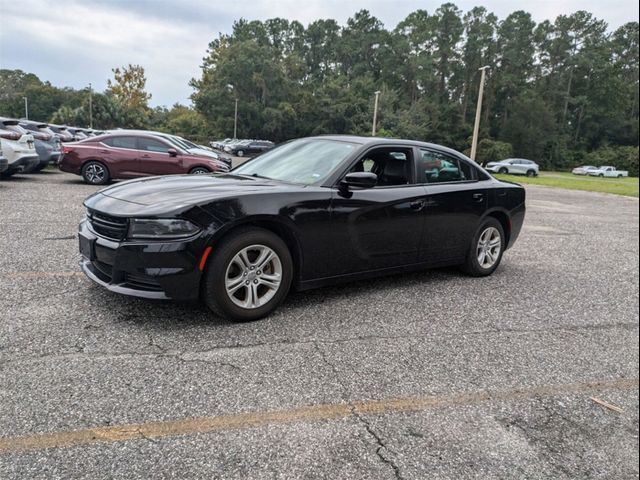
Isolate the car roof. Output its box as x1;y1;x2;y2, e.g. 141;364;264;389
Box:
308;135;471;160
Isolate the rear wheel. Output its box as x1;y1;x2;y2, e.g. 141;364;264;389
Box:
81;161;110;185
236;150;245;157
599;173;604;177
526;169;536;177
189;167;210;175
498;167;508;174
201;228;293;321
462;218;505;277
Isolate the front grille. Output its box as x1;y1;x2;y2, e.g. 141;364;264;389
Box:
88;210;128;240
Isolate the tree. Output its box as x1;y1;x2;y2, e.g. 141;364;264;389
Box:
106;64;151;128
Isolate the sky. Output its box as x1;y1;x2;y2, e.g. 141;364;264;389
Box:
1;0;638;107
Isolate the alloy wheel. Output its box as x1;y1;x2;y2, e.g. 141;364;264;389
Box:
476;226;501;269
85;163;105;183
224;244;282;309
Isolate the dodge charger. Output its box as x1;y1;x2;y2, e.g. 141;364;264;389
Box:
79;136;525;321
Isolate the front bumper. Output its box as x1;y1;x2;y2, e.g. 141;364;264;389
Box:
78;220;203;301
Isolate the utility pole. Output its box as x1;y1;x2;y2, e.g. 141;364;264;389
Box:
470;66;490;162
88;83;93;129
372;90;381;136
22;97;28;120
233;98;238;139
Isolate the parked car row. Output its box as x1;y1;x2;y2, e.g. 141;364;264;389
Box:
572;165;629;177
211;138;274;157
59;129;232;184
0;116;109;178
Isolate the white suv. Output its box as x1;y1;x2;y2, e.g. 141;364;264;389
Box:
0;128;39;178
485;158;539;177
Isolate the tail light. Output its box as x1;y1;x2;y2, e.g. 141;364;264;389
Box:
0;131;21;141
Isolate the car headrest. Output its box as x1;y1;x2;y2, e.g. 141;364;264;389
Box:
382;158;407;185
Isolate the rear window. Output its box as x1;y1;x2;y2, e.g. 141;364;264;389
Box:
103;136;137;149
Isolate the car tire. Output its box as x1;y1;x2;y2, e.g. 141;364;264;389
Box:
599;173;604;177
0;170;15;179
618;174;623;178
189;167;210;175
236;150;244;157
526;169;536;177
461;217;505;277
201;227;293;322
81;161;110;185
498;167;508;174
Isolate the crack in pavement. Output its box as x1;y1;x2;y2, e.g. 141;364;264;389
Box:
0;321;637;368
313;342;405;480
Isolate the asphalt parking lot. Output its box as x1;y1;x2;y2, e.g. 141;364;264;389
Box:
1;170;638;479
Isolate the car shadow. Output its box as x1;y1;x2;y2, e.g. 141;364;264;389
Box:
86;266;463;330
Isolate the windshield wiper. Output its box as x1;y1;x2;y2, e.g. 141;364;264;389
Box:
250;173;272;180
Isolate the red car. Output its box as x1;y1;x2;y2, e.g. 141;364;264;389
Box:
59;132;230;184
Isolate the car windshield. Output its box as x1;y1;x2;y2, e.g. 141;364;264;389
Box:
233;138;358;185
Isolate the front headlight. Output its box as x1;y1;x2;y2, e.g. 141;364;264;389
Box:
128;218;201;239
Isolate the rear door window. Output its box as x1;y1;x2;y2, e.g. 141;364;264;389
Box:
103;136;138;150
418;149;474;183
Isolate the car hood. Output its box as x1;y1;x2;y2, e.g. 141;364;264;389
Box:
187;147;218;158
84;174;302;216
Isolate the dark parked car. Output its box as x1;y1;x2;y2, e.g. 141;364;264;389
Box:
47;124;75;142
59;132;230;184
79;135;526;321
225;140;274;157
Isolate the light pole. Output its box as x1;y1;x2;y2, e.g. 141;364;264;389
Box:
88;83;93;129
470;66;490;162
22;97;28;120
372;90;381;136
233;97;238;139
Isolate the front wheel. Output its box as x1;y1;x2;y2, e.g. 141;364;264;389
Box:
526;169;536;177
498;167;508;174
81;161;110;185
236;150;244;157
462;218;505;277
189;167;210;175
599;173;604;177
201;228;293;321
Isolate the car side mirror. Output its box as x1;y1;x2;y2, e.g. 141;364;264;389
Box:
167;148;178;157
341;172;378;190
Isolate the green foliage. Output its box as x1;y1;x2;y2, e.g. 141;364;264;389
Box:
474;139;513;165
190;8;638;166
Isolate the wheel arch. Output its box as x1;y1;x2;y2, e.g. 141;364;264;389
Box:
202;215;304;287
81;158;112;177
483;208;511;247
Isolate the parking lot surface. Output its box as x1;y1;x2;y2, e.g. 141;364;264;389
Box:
1;170;638;479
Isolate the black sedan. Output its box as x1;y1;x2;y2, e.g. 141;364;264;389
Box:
79;135;525;321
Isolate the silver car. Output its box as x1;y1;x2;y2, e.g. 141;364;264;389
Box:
485;158;539;177
572;165;598;175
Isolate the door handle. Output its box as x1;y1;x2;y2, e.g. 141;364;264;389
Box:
410;200;425;211
473;193;484;202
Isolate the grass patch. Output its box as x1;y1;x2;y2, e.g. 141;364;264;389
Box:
493;172;639;198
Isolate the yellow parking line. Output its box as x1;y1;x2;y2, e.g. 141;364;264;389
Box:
4;271;84;279
0;377;636;453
